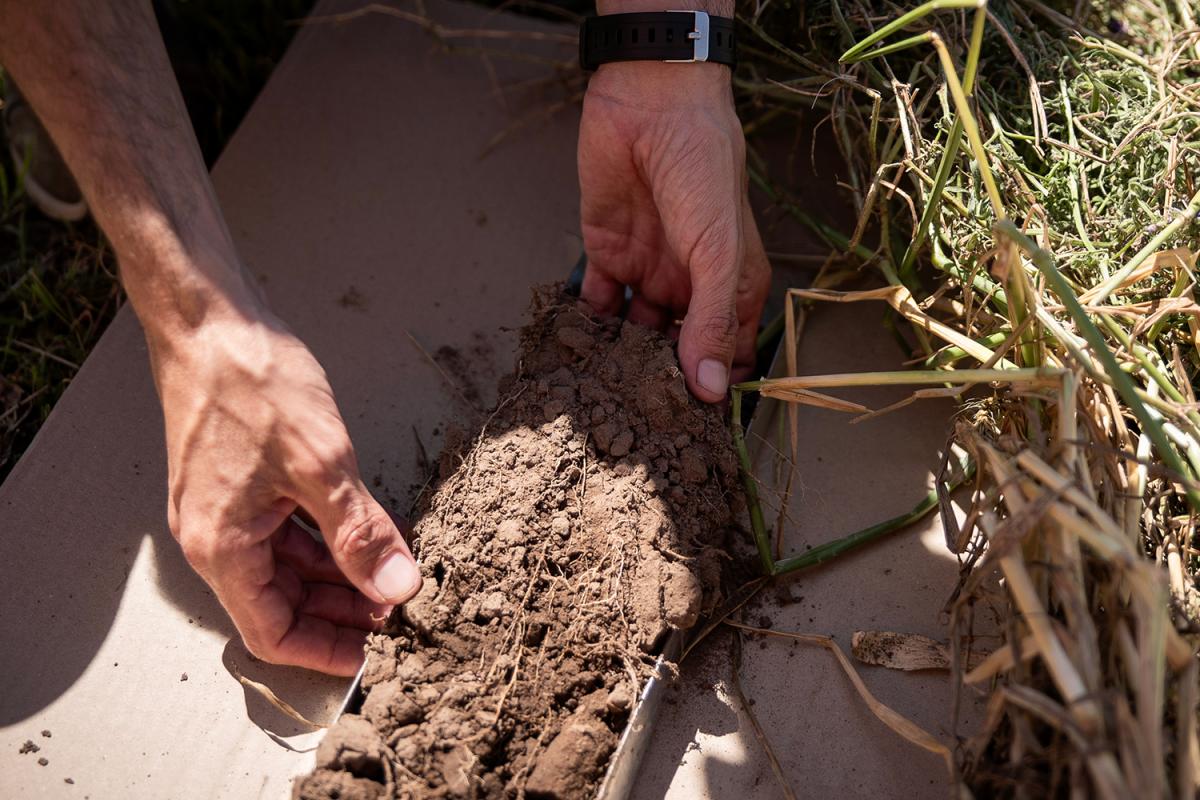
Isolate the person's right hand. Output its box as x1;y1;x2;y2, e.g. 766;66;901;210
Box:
152;311;423;676
0;0;420;677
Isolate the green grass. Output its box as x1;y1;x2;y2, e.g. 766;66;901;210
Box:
0;192;120;475
0;0;314;481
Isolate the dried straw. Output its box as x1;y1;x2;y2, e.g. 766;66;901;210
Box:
730;0;1200;794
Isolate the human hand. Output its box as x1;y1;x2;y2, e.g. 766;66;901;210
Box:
153;311;423;676
578;56;770;402
0;0;421;677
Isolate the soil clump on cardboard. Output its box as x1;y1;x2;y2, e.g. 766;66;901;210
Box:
296;289;740;799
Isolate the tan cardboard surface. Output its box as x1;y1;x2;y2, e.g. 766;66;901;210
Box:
2;1;965;797
0;1;579;796
632;300;967;799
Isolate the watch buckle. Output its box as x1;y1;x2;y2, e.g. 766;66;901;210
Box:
665;10;710;63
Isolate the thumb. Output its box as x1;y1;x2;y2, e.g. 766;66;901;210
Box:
677;225;741;403
304;482;423;605
650;125;744;403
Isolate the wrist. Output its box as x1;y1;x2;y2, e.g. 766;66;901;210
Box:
115;210;267;352
147;303;278;399
132;268;264;353
126;259;267;366
587;60;731;110
585;3;734;97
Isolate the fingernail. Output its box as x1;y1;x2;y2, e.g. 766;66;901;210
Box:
697;358;729;396
373;552;422;602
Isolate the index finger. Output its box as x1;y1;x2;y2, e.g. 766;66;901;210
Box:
224;565;372;677
210;526;372;677
581;263;626;316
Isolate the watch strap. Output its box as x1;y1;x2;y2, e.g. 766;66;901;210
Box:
579;11;736;71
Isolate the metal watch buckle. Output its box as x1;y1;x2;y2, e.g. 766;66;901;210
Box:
665;10;710;63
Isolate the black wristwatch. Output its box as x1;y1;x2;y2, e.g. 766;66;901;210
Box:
579;11;737;71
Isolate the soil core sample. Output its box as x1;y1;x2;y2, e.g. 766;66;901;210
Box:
297;289;740;799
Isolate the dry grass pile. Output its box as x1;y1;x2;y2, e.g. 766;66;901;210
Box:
729;0;1200;796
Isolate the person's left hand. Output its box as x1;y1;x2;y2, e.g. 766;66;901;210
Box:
578;59;770;402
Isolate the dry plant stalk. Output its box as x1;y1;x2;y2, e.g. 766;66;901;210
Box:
732;0;1200;795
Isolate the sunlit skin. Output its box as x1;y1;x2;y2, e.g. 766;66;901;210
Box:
579;58;770;399
0;0;768;675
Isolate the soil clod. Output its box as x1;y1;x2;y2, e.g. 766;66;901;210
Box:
297;288;739;799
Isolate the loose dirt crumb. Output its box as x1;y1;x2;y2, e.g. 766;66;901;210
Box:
338;286;368;311
181;673;189;682
296;287;740;799
40;730;51;738
433;345;484;408
19;740;38;754
37;757;48;766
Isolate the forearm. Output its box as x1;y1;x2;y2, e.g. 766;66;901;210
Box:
0;1;259;354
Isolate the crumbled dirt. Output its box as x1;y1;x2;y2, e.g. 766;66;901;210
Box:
297;288;740;799
434;345;485;409
339;285;368;311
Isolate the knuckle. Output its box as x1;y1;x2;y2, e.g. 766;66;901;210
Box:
738;255;770;298
177;526;213;571
692;220;737;266
336;508;393;562
292;444;352;489
694;304;739;351
730;125;746;160
167;506;183;543
241;635;276;664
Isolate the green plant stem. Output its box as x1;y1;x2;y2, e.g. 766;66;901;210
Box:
931;34;1004;217
731;388;775;575
738;367;1061;392
1061;80;1097;253
757;310;785;355
773;458;974;574
880;7;988;275
844;31;934;63
925;331;1011;367
1098;314;1200;435
839;0;984;62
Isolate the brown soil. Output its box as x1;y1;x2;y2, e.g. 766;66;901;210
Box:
296;288;740;799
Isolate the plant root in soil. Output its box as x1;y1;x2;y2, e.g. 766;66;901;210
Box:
296;287;743;800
